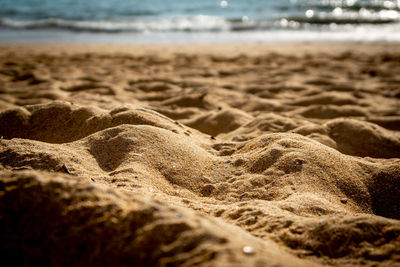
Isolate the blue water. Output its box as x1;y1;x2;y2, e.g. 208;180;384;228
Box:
1;0;400;42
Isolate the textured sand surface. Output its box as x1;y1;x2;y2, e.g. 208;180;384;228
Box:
0;43;400;266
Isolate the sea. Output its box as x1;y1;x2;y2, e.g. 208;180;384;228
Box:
1;0;400;43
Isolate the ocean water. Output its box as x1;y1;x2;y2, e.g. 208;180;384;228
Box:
1;0;400;43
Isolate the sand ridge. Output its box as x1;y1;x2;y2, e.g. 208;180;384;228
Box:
0;44;399;266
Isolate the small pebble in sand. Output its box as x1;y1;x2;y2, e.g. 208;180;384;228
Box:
242;246;255;255
211;136;216;140
61;164;71;174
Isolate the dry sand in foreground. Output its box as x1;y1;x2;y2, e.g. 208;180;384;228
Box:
0;43;399;266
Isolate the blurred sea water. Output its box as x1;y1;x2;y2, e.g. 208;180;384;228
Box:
1;0;400;42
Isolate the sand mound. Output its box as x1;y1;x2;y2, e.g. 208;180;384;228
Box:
0;170;316;267
325;119;400;158
287;92;359;107
0;44;400;266
295;105;367;119
0;101;188;143
184;108;254;136
291;119;400;158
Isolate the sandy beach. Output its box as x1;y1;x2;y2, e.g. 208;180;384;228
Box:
0;43;399;266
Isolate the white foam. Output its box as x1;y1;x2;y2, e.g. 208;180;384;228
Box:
0;15;231;32
1;23;400;43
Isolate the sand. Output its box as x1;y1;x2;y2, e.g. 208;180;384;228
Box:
0;43;399;266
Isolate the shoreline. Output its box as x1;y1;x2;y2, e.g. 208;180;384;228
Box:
1;27;400;44
2;42;400;56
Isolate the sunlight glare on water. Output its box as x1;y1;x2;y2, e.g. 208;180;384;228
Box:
0;0;400;42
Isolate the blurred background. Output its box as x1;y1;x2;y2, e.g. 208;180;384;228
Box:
1;0;400;43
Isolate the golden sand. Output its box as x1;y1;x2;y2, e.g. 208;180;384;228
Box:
0;43;399;266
